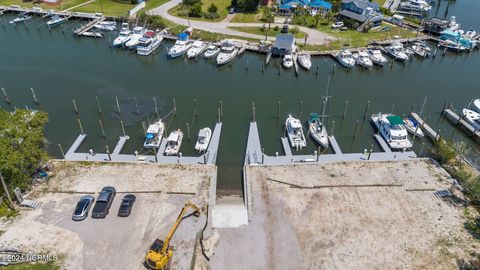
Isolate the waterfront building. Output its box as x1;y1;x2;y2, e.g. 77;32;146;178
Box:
277;0;332;16
339;0;383;28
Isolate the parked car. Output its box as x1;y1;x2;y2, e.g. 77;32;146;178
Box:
281;25;289;33
229;8;235;14
118;194;136;217
72;195;94;221
331;21;344;29
91;186;116;218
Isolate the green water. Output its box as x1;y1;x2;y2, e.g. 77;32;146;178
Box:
0;1;479;194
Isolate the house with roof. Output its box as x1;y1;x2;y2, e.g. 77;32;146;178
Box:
277;0;332;16
339;0;383;28
272;34;296;55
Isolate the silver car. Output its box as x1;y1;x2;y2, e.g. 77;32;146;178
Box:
72;195;94;221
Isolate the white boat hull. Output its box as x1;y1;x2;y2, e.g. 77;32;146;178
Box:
309;124;329;148
195;128;212;152
371;114;413;150
217;49;238;65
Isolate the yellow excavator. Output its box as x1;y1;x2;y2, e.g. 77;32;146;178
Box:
145;201;201;270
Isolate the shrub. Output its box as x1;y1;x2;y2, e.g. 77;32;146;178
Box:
208;3;218;13
137;13;167;29
188;3;203;17
290;26;299;34
204;12;220;19
273;25;279;31
183;0;201;5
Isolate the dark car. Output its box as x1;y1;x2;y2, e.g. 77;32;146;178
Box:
229;7;235;14
91;186;116;218
118;194;136;217
72;195;94;221
281;25;289;33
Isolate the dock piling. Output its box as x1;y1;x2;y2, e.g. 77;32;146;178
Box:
194;99;198;118
342;100;348;119
58;144;65;159
299;101;303;118
315;66;319;76
106;145;111;161
142;121;146;133
363;100;371;119
252;101;256;122
217;107;221;123
153;147;158;163
120;120;126;137
186;122;190;141
173;98;177;117
330;120;335;136
72;99;78;114
220;100;223;119
77;118;84;134
153;97;159;118
1;87;11;105
115;96;121;114
99;119;106;138
95;96;102;114
30;88;39;104
353;120;360;139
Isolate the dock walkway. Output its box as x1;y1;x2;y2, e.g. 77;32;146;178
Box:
443;108;480;143
410;112;439;142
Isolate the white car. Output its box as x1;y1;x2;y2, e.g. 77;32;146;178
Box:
331;21;344;29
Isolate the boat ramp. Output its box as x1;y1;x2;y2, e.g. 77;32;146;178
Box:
63;122;222;165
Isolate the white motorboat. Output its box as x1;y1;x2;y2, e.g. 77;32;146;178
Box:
46;15;66;28
297;54;312;70
472;99;480;113
465;27;477;38
400;0;431;12
82;31;104;38
462;109;480;130
164;130;183;156
94;21;116;31
308;113;328;148
9;12;32;24
335;49;355;68
168;40;192;58
448;16;460;31
195;127;212;152
143;120;165;149
282;54;294;69
403;117;424;137
216;42;239;65
125;26;145;50
285;114;307;150
355;51;373;69
371;113;413;150
204;45;220;59
368;49;388;66
410;41;431;58
112;23;131;47
438;39;467;52
385;42;409;61
187;40;208;59
137;30;163;56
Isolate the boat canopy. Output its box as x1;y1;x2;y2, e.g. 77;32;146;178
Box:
177;33;189;41
146;133;155;139
386;115;404;125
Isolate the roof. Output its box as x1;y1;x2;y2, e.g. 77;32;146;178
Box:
309;0;332;9
386;115;404;125
342;0;379;9
339;9;367;22
273;34;295;50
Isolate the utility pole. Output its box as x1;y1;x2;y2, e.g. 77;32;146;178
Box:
0;171;15;210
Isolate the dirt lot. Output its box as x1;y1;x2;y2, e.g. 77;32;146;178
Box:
0;161;215;270
209;159;479;270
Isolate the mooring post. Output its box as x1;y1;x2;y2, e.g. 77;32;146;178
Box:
77;118;84;134
419;142;425;156
173;98;177;117
72;99;78;114
217;107;221;123
391;104;395;114
99;119;106;138
134;97;139;116
120;120;126;137
330;120;335;136
363;100;371;118
58;144;65;159
152;97;159;119
299;101;303;118
367;144;373;160
95;96;102;114
315;65;319;76
194;99;198;118
246;59;249;71
115;96;121;114
153;147;158;163
262;147;265;164
317;146;320;161
276;101;281;119
186;123;190;141
262;62;265;73
252;101;256;122
220;100;223;119
342;100;348;119
31;88;39;104
106;145;111;161
1;87;11;105
353;120;360;139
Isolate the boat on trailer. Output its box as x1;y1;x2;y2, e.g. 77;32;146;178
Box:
285;114;307;150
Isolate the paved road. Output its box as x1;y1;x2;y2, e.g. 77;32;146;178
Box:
148;0;334;45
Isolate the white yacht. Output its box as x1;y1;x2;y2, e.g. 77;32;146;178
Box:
465;27;477;39
285;114;307;150
168;40;192;58
125;26;145;50
94;21;116;31
164;130;184;156
403;117;424;137
371;113;413;150
308;113;328;148
335;49;355;68
112;23;131;47
204;45;220;59
385;42;409;61
462;109;480;130
195;127;212;152
9;12;32;24
137;30;163;56
216;42;239;65
410;41;431;58
354;51;373;68
297;54;312;70
282;54;294;69
472;99;480;113
368;49;388;66
46;15;66;28
143;120;165;149
187;40;208;59
400;0;431;12
448;16;460;31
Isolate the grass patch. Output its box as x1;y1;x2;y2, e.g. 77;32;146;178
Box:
315;23;418;51
374;0;386;6
228;26;306;39
0;0;86;11
230;8;264;23
2;261;60;270
71;0;134;17
0;201;18;219
168;0;231;22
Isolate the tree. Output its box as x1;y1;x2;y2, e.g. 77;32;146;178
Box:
231;0;237;7
237;0;259;12
208;3;218;13
189;2;203;17
183;0;201;5
0;109;49;209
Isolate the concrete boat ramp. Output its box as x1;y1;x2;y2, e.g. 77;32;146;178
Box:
64;122;222;165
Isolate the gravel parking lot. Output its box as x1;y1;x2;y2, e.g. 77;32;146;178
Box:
0;161;215;270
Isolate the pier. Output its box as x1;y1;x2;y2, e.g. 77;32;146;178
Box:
442;107;480;143
64;122;223;165
73;16;105;36
409;112;440;142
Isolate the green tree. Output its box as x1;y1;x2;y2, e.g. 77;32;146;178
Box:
183;0;201;6
237;0;259;12
0;109;49;208
208;3;218;13
189;2;203;17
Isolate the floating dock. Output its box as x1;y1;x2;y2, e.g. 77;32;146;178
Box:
73;16;105;36
64;122;222;165
442;108;480;143
409;112;440;142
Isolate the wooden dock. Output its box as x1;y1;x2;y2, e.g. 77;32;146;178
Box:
328;136;342;154
373;134;392;153
0;5;104;20
73;16;105;36
442;108;480;143
409;112;440;142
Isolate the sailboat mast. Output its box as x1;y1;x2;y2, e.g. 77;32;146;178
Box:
321;74;331;118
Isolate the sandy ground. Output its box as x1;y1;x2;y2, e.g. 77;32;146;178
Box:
209;159;479;270
0;161;215;270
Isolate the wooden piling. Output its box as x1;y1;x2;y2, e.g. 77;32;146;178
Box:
186;123;190;141
1;87;11;105
330;120;335;136
153;147;158;163
72;99;78;114
194;99;198;117
220;100;223;119
99;119;106;138
58;144;65;159
134;97;139;116
95;96;102;114
315;66;319;76
153;97;159;118
353;120;359;139
252;101;256;122
217;107;221;123
173;98;177;117
120;120;126;136
77;118;84;134
276;101;281;119
342;100;348;119
142;121;146;133
106;145;111;161
299;101;303;118
363;100;370;119
115;96;121;114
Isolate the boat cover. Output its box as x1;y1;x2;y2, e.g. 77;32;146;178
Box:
146;133;155;139
177;33;189;41
386;115;404;125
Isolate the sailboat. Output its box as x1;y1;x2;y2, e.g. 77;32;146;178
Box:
308;113;329;148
